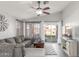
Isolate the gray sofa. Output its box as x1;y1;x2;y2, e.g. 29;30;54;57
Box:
0;36;32;57
0;43;14;57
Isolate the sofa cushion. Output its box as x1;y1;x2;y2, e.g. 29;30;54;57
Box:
23;40;31;47
24;38;31;41
13;47;22;57
0;44;14;57
21;36;25;41
15;36;22;43
5;38;16;45
0;39;5;44
15;43;23;48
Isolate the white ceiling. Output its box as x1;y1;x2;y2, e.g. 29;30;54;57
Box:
0;1;70;19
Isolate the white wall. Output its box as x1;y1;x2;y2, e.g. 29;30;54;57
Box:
25;12;62;22
57;21;62;44
62;2;79;26
62;1;79;39
0;13;16;39
62;1;79;56
40;21;45;42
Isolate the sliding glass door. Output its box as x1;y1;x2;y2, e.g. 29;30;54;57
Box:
44;24;58;42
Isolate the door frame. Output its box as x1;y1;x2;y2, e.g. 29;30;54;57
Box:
44;22;58;43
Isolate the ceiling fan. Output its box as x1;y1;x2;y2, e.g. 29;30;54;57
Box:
31;1;50;16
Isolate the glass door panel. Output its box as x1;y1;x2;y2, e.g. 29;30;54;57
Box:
44;24;57;42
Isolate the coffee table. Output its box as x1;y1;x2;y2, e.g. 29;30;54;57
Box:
33;42;44;48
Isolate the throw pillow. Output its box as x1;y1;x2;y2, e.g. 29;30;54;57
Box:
5;38;16;45
21;36;25;41
15;36;22;43
0;39;5;44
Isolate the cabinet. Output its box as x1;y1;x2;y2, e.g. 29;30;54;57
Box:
62;37;77;57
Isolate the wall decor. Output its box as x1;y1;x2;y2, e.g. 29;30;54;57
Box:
0;14;8;32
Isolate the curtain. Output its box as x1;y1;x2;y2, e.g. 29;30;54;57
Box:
25;22;41;39
16;20;23;36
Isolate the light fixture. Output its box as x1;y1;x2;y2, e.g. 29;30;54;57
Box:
36;8;43;15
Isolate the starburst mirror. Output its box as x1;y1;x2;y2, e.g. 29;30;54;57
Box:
0;14;8;32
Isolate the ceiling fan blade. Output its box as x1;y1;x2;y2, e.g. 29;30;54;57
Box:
43;7;50;10
43;11;50;15
31;6;36;9
37;1;41;8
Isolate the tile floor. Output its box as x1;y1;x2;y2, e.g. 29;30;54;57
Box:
45;42;68;57
24;42;68;57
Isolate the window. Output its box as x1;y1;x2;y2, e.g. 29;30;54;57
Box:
16;20;23;36
25;22;41;38
44;24;56;36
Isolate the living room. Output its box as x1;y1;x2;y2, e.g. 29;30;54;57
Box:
0;1;79;57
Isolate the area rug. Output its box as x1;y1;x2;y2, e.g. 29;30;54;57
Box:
45;43;57;55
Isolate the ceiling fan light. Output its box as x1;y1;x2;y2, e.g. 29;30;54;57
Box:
36;9;43;15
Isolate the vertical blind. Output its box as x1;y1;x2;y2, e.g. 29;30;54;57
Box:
16;20;23;36
25;22;41;39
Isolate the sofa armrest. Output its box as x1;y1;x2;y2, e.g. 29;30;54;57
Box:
13;47;23;57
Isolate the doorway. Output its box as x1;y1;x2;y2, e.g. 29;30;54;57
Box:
44;23;58;43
